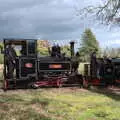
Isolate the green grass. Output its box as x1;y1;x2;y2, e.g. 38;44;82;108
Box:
0;88;120;120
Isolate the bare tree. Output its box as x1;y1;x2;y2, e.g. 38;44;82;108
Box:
79;0;120;24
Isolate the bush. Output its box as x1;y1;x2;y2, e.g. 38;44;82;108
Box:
0;54;3;64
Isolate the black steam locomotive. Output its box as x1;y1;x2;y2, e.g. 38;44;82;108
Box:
83;53;120;87
3;39;82;90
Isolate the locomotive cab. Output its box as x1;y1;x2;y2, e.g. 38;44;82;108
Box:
3;39;37;89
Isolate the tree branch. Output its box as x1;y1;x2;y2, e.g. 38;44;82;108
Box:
78;0;120;24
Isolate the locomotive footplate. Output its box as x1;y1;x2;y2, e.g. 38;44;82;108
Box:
3;78;36;90
32;76;64;88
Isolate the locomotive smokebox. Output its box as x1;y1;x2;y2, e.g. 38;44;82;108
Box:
70;41;75;57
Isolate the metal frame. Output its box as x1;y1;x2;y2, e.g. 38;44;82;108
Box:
19;57;37;80
26;40;37;57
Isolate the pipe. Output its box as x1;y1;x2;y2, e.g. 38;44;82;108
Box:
70;41;75;57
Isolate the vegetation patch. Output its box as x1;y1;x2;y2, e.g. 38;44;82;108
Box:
0;88;119;120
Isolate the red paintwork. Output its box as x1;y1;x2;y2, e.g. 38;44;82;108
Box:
34;77;63;87
91;79;101;85
116;80;120;83
25;63;33;68
84;78;101;86
49;64;62;69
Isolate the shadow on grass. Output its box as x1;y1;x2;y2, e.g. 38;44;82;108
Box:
12;108;52;120
0;94;25;103
29;98;49;108
0;107;52;120
88;86;120;101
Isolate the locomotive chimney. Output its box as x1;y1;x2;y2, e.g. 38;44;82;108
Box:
70;41;75;57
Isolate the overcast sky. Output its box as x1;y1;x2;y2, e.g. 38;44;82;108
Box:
0;0;120;49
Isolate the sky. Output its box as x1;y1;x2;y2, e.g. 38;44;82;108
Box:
0;0;120;50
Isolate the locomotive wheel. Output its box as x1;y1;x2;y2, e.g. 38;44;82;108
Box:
31;83;39;89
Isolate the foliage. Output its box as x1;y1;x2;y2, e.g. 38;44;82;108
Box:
61;45;71;56
38;47;49;56
37;40;50;56
79;28;100;62
0;54;3;64
0;42;3;50
102;47;120;58
37;40;71;56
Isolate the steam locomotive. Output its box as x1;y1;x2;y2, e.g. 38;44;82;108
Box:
3;39;120;90
83;53;120;87
3;39;82;90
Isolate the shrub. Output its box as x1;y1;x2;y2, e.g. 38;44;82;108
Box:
0;54;3;64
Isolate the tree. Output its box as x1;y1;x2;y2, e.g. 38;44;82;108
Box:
37;40;71;56
0;42;3;51
102;47;120;58
80;0;120;24
61;45;71;56
79;28;100;61
37;40;50;56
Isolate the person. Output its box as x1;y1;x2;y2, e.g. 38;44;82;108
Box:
76;52;80;57
51;44;57;57
5;43;17;79
51;44;61;58
56;44;61;58
90;51;97;78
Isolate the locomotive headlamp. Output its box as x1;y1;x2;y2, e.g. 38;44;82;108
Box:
25;63;33;68
49;64;62;69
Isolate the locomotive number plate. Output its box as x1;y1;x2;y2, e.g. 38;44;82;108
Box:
49;64;62;69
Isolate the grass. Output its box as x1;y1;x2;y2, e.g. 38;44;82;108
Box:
0;88;120;120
